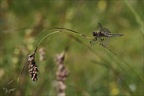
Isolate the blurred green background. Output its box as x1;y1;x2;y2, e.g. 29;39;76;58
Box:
0;0;143;96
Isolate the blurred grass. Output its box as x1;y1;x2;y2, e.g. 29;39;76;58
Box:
0;0;143;96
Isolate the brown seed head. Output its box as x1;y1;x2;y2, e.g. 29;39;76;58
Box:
27;53;39;81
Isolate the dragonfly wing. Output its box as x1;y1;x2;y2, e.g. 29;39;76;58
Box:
90;40;97;46
90;37;101;46
104;28;111;33
100;37;110;47
98;23;105;32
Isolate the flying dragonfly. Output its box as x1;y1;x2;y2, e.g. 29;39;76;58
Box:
90;23;123;47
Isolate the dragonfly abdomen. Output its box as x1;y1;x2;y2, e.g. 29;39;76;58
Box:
107;34;123;37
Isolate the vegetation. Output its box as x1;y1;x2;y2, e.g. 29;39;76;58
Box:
0;0;143;96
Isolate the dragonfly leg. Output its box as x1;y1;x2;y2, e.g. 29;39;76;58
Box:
98;36;104;41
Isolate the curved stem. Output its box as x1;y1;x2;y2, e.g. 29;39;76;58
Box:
35;28;93;53
36;31;61;48
35;27;93;40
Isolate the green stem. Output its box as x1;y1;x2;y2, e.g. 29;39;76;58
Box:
36;31;61;48
102;44;144;82
35;28;93;53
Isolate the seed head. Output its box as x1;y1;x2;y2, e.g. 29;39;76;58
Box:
27;53;39;81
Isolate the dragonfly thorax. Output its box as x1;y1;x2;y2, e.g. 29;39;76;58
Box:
93;31;106;37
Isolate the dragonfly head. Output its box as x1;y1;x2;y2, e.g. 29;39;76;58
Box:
93;32;98;36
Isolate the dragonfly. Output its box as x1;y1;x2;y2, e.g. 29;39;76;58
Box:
90;23;123;47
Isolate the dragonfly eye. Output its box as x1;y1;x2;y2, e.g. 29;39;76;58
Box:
93;32;97;36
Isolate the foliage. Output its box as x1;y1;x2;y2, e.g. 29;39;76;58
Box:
0;0;143;96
